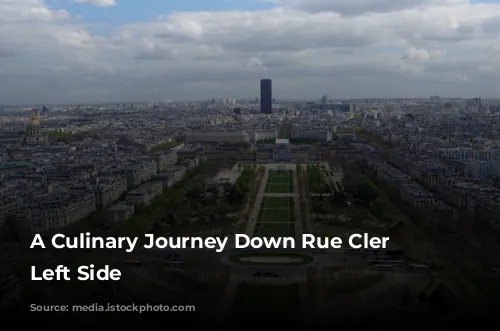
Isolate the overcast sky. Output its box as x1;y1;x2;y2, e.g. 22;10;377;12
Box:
1;0;500;105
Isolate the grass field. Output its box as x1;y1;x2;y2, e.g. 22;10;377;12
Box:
253;197;295;237
264;170;293;193
230;252;314;265
326;274;383;296
232;284;300;320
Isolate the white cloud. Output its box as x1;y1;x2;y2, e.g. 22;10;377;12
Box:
402;47;444;61
1;0;500;104
266;0;468;15
72;0;116;7
0;0;69;22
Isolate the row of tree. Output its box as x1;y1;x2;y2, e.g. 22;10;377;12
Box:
306;165;324;192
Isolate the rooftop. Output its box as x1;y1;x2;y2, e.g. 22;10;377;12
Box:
0;162;32;168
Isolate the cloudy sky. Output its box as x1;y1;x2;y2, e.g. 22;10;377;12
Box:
1;0;500;105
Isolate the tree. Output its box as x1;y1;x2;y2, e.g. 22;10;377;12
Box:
320;184;331;194
190;199;200;210
186;186;203;200
313;201;327;214
357;182;378;205
199;215;209;224
166;192;183;213
370;198;388;219
151;222;161;233
162;213;178;225
333;191;348;206
222;182;232;193
207;186;217;195
225;184;243;205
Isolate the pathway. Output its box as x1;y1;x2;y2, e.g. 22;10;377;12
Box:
243;169;269;236
221;163;311;322
292;168;302;242
220;166;270;320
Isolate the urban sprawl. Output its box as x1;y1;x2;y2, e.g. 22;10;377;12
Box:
1;79;500;322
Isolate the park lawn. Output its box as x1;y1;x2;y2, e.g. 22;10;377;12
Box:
268;170;292;180
253;222;295;237
258;197;294;223
261;197;292;209
306;165;324;192
265;170;293;193
265;183;292;193
267;171;292;184
326;274;383;297
267;176;291;185
258;209;292;223
232;284;299;312
231;284;301;324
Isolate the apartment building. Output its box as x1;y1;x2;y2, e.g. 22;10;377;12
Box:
17;189;96;232
154;166;187;188
177;144;205;161
294;146;309;161
399;183;436;207
291;129;332;141
154;151;178;172
104;159;157;189
491;173;500;189
69;165;99;181
253;130;277;142
437;180;500;232
366;157;411;185
0;162;31;177
108;201;135;222
125;181;163;206
177;157;200;171
256;146;273;162
437;179;498;210
435;147;500;161
93;175;128;210
0;197;17;228
185;131;250;144
304;146;324;161
46;165;98;182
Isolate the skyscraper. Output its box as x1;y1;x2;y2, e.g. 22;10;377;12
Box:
260;79;272;114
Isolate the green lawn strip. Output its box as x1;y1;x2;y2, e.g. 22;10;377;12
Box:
253;222;294;237
261;197;291;209
326;274;383;297
232;284;300;317
266;183;291;193
230;252;314;265
259;209;291;223
265;170;293;193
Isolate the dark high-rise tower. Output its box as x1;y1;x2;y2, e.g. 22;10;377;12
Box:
260;79;272;114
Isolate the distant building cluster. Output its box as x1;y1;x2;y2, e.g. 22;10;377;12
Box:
358;96;500;232
0;148;197;231
185;131;250;144
1;88;500;238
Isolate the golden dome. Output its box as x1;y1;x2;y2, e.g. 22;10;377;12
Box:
30;112;40;125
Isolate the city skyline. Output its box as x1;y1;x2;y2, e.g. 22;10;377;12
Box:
1;69;500;323
2;0;500;104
